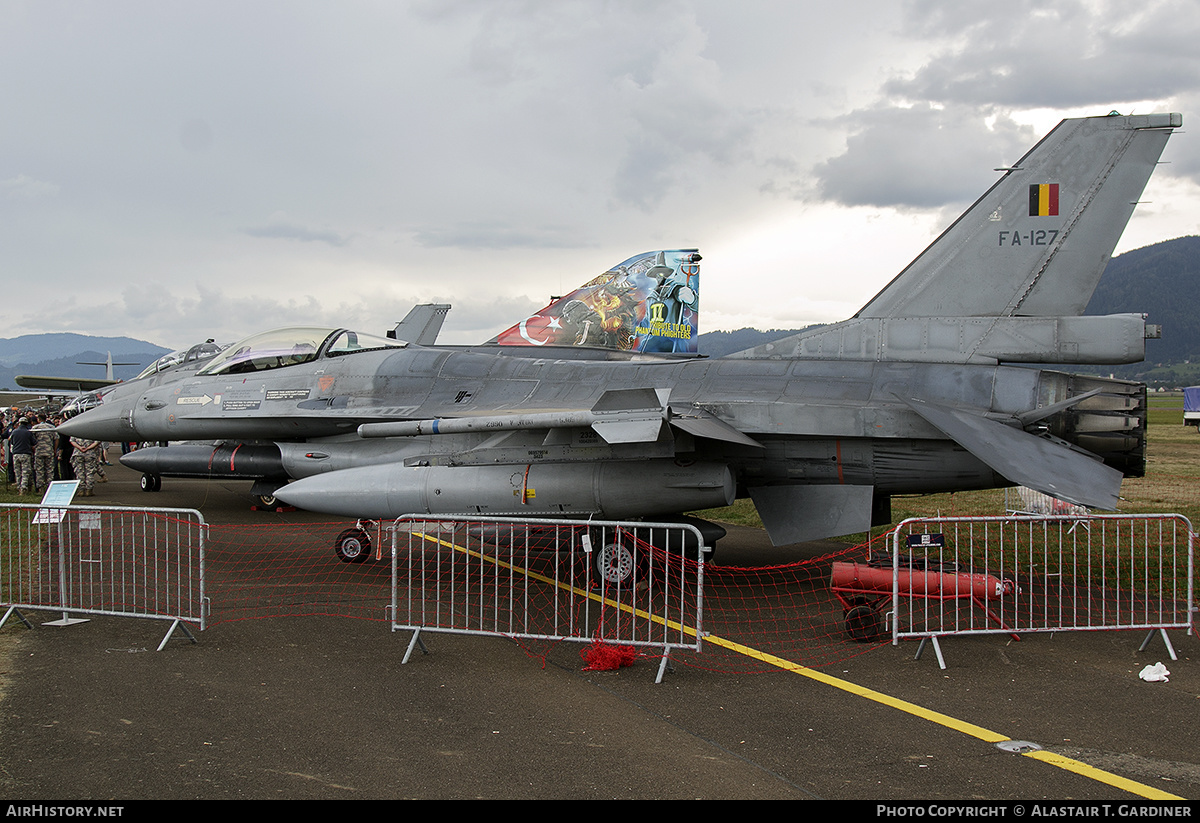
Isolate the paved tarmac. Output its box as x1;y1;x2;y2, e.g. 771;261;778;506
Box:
0;456;1197;800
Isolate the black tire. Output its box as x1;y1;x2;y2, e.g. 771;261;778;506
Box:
256;493;278;508
140;473;161;492
334;528;372;563
845;604;883;642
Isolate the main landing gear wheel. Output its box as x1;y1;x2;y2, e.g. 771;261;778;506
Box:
334;528;372;563
255;493;278;508
594;536;642;586
140;473;161;492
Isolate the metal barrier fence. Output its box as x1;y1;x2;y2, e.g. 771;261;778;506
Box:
388;516;706;681
0;504;207;650
830;514;1194;668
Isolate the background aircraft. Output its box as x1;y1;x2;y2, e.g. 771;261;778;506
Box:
15;351;139;393
59;113;1180;566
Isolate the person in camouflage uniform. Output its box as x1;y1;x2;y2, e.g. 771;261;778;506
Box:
9;417;35;495
31;414;56;491
0;414;10;484
69;435;100;496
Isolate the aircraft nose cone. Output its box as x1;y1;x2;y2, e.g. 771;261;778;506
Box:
56;400;134;442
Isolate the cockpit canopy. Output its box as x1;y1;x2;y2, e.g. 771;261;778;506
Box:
60;390;105;418
136;341;227;380
195;327;408;376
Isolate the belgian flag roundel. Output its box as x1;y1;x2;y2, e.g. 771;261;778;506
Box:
1028;183;1060;216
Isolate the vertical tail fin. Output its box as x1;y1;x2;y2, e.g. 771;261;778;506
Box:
856;112;1180;319
490;249;702;353
390;304;450;346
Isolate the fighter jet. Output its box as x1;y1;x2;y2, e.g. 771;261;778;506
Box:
59;113;1179;554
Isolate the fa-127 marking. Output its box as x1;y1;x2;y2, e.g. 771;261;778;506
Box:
998;229;1059;246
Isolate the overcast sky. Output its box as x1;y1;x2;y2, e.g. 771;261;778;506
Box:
3;0;1199;350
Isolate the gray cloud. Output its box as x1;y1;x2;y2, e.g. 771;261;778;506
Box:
412;222;585;251
423;1;754;214
812;106;1035;209
1;175;61;199
890;0;1200;108
806;1;1200;210
243;222;353;247
18;278;549;350
179;119;214;153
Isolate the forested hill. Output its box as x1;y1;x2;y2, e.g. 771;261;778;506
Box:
0;334;168;390
695;327;801;358
1085;235;1200;368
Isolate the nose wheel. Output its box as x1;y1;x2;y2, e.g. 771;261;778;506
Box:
140;473;162;492
334;527;373;563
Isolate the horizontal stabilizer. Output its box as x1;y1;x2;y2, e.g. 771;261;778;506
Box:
901;397;1122;510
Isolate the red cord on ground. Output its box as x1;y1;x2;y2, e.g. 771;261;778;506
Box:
581;639;638;671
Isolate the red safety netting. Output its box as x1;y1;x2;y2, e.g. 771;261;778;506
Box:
205;521;394;624
690;536;894;671
202;520;892;672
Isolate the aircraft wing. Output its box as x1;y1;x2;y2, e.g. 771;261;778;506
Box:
16;351;139;393
15;374;120;392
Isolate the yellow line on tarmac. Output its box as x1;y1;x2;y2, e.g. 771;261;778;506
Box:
700;634;1183;801
703;634;1008;741
1024;750;1183;800
407;531;1182;800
